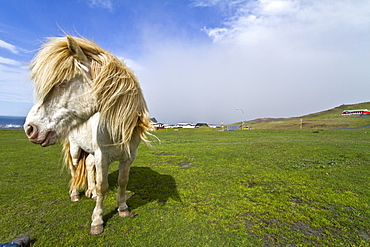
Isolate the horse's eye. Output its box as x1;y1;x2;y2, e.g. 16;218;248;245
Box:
59;80;69;87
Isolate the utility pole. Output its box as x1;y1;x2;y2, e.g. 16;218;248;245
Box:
236;108;245;130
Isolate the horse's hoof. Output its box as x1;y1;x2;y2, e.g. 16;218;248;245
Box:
118;210;137;218
90;225;104;235
70;195;80;202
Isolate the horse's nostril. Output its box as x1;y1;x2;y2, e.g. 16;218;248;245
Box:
26;125;38;139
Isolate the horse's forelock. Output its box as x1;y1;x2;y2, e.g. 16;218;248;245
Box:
31;37;79;102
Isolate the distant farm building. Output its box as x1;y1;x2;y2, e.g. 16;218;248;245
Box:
152;122;165;130
342;109;370;115
175;123;195;128
195;123;209;128
150;120;219;130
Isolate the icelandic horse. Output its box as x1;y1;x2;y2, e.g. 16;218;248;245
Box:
24;35;151;235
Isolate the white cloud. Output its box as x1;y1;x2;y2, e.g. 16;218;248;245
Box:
0;64;33;104
0;56;22;66
87;0;113;10
204;0;370;48
0;40;19;54
0;38;33;116
137;0;370;124
259;0;297;15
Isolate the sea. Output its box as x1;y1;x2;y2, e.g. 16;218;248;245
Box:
0;115;26;129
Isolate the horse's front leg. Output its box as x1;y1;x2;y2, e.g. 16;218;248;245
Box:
69;143;81;202
69;164;80;201
117;158;137;218
90;151;109;235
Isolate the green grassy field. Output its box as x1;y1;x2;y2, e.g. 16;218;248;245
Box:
1;129;370;246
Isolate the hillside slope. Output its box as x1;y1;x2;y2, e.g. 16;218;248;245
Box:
242;102;370;129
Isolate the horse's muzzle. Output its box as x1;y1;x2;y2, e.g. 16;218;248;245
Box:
25;124;57;147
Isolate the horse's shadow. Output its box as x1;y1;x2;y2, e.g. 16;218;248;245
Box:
103;167;181;222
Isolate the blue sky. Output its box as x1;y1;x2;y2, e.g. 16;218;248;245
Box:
1;0;370;124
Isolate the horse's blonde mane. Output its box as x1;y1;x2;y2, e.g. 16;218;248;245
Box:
31;36;152;150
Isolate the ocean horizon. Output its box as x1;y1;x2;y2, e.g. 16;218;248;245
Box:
0;115;26;128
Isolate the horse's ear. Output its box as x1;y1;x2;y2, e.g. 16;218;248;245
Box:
67;36;88;63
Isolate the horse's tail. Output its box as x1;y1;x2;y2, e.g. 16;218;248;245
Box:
71;151;88;191
63;141;88;192
137;108;154;147
63;140;73;172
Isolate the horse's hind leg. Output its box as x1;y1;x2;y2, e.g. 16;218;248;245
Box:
85;154;97;200
117;133;141;218
117;157;137;218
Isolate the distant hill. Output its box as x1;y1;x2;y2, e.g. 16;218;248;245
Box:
235;102;370;129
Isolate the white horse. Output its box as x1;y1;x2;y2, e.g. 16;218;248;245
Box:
24;36;152;235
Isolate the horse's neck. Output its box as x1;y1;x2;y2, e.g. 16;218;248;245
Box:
69;113;100;154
